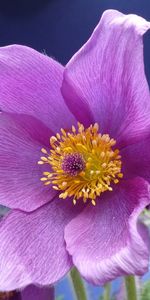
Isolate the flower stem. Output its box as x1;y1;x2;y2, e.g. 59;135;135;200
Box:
103;282;111;300
124;275;137;300
70;267;88;300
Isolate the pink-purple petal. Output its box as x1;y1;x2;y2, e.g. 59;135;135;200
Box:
62;10;150;148
21;284;54;300
0;199;82;291
0;112;56;212
65;178;150;285
0;44;76;132
122;134;150;183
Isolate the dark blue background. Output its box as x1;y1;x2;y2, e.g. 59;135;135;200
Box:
0;0;150;83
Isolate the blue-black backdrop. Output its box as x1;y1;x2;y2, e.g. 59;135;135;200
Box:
0;0;150;84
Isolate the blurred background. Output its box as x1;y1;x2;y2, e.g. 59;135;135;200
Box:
0;0;149;83
0;0;150;299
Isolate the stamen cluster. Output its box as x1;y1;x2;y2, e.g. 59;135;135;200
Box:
38;123;123;205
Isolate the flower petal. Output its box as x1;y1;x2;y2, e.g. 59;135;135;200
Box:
62;10;150;147
122;134;150;183
0;199;81;291
0;112;56;212
65;178;150;285
21;285;54;300
0;45;76;132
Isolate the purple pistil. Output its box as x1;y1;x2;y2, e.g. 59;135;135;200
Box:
61;153;85;176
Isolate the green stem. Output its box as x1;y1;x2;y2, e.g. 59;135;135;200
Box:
103;282;111;300
70;268;88;300
124;275;137;300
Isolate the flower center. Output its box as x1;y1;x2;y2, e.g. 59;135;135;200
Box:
61;153;86;176
38;123;123;205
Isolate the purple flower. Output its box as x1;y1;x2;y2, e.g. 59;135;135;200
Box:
0;9;150;290
21;285;54;300
0;285;54;300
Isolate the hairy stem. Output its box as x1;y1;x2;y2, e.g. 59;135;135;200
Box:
125;275;137;300
103;282;111;300
70;268;88;300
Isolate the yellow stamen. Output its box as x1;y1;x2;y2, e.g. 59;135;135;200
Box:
41;148;47;154
40;177;48;181
38;161;44;165
38;123;123;205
